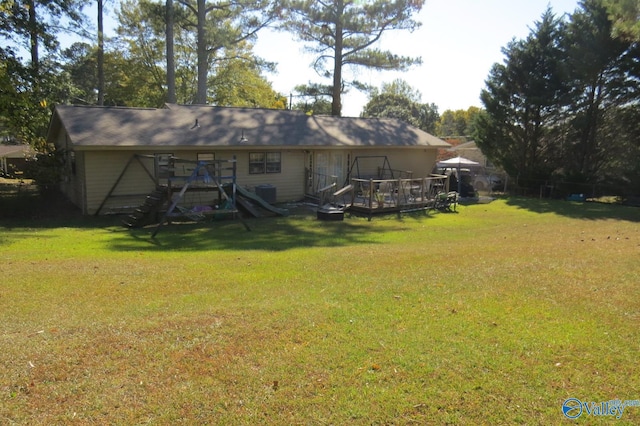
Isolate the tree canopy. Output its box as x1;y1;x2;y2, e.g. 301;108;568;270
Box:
362;79;439;133
174;0;278;104
114;0;281;106
0;0;85;147
436;107;481;138
0;0;286;150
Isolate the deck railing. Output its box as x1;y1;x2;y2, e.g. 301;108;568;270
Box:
350;174;449;211
307;171;341;197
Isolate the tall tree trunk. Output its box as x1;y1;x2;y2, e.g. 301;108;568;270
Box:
97;0;105;106
27;0;39;73
195;0;208;104
331;0;344;117
166;0;177;103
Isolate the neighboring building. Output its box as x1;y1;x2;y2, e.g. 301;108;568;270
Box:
445;140;506;192
0;144;35;177
46;104;450;215
447;140;494;169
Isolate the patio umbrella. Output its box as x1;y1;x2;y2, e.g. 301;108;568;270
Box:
436;156;480;195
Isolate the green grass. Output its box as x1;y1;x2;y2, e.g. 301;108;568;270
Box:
1;197;639;424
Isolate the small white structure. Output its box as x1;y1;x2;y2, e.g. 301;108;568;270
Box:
437;156;480;194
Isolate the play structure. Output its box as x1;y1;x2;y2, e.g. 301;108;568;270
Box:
96;154;287;235
149;158;246;237
345;155;396;184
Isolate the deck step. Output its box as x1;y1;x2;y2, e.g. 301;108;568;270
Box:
123;187;168;228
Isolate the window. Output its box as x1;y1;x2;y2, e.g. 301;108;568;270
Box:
249;152;281;174
249;153;265;174
266;152;281;173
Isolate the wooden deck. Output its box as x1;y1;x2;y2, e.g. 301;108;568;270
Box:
323;175;454;219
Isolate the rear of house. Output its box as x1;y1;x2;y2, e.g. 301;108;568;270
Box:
47;104;450;215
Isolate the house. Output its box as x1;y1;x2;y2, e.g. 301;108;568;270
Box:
446;140;493;169
0;144;35;177
46;104;450;215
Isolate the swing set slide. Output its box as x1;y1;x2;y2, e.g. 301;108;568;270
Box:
235;185;289;217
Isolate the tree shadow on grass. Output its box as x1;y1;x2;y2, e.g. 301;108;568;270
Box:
105;209;436;252
505;196;640;222
0;185;437;252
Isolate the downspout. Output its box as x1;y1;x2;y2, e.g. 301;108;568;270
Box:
82;178;87;215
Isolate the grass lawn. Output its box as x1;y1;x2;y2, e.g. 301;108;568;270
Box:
1;191;639;424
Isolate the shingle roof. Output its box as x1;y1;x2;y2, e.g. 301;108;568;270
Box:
0;144;35;158
448;140;478;151
48;104;450;149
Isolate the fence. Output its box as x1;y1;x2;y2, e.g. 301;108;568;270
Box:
513;178;635;200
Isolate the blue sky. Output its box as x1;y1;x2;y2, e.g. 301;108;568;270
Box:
254;0;581;116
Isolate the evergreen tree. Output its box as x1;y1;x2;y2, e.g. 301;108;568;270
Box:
290;83;333;114
561;0;637;182
476;1;640;192
280;0;423;116
475;8;568;184
602;0;640;40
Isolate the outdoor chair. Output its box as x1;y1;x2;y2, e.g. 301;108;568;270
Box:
434;191;458;212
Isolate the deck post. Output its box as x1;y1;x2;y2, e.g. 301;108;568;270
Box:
368;178;374;221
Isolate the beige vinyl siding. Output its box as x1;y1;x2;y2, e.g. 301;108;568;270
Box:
343;148;437;179
84;151;158;214
167;150;306;202
344;150;382;178
74;151;87;213
232;150;306;202
76;147;438;215
383;148;438;177
165;151;218;177
58;155;82;210
82;149;306;214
